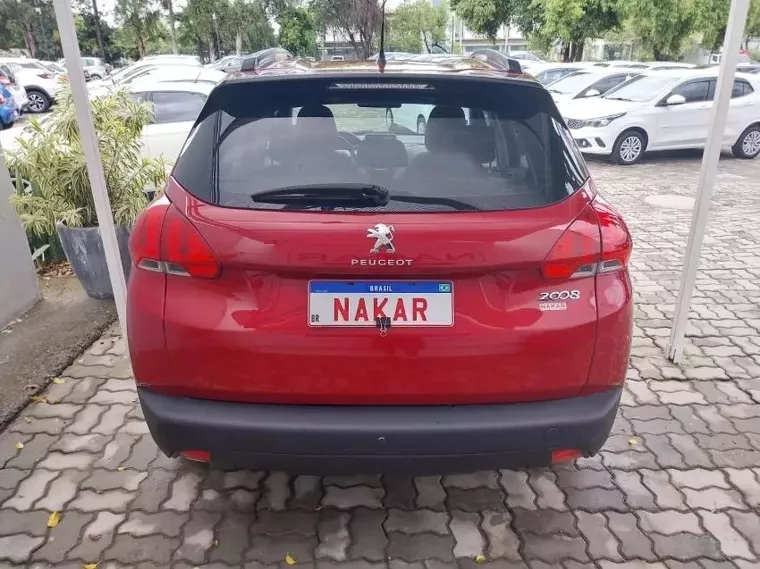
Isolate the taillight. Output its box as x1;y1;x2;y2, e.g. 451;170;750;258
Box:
542;196;632;280
0;77;9;85
0;95;5;105
542;206;601;280
37;72;53;79
129;196;220;279
596;203;632;274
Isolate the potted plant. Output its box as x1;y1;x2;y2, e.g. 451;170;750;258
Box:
6;87;168;299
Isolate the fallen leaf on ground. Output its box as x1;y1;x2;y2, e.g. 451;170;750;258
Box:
628;438;639;446
83;564;98;569
15;442;24;450
51;377;66;384
213;539;219;547
285;553;298;565
24;418;32;424
29;395;48;403
47;511;61;528
116;466;125;472
474;554;487;563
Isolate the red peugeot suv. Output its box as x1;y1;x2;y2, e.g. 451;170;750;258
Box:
127;55;633;474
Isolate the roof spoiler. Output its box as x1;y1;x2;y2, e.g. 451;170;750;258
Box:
469;49;523;74
239;48;294;73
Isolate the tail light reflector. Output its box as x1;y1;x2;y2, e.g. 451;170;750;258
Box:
129;196;220;279
551;449;583;463
542;195;632;281
542;206;601;280
0;95;5;105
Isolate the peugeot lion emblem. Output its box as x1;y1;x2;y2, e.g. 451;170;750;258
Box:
367;223;395;254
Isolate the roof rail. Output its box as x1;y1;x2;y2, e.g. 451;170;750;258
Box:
469;48;523;74
239;48;294;73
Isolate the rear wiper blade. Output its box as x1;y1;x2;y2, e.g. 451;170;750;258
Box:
252;184;390;207
389;195;480;211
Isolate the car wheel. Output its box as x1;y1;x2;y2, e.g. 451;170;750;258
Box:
26;90;50;113
732;125;760;159
90;74;102;81
416;116;426;135
1;121;14;130
612;130;645;165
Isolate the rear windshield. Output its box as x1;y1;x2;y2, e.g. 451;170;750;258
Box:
173;76;589;212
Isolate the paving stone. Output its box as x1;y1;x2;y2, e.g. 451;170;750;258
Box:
6;434;57;469
0;468;27;490
164;471;203;511
450;511;484;559
650;533;722;562
667;434;714;468
9;416;66;435
35;469;87;511
209;511;251;564
387;533;455;562
528;471;565;510
521;534;588;563
565;486;627;512
349;508;387;561
500;470;536;510
247;534;318;563
385;509;449;535
69;511;125;561
31;510;91;563
555;465;614;490
727;510;760;556
695;406;737;434
323;475;382;488
315;510;350;561
252;510;319;536
612;470;657;509
414;476;446;510
3;469;58;511
51;433;109;454
699;511;754;560
94;433;138;469
92;404;131;435
106;534;179;564
121;434;158;470
384;476;416;510
37;451;96;471
174;510;221;564
259;471;291;511
446;487;506;512
444;471;499;489
725;469;760;507
708;448;760;468
640;470;688;510
606;512;657;562
322;485;383;509
668;469;729;489
66;404;106;435
0;510;49;536
577;511;622;561
285;475;320;511
669;406;711;434
602;449;660;471
118;511;187;537
481;511;521;561
511;509;578;536
638;511;702;535
69;489;134;512
0;535;44;562
643;434;686;468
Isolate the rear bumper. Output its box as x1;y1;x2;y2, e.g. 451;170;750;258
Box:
138;387;621;474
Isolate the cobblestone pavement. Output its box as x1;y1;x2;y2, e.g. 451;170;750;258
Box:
2;152;760;569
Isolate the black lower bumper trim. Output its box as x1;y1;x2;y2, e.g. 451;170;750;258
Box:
138;387;621;474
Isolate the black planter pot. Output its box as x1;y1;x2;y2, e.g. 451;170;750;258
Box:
56;223;132;300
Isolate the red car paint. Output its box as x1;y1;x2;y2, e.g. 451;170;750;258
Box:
128;177;632;406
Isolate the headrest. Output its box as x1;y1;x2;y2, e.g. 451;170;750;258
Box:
297;105;335;119
356;135;408;169
296;104;337;138
424;106;467;153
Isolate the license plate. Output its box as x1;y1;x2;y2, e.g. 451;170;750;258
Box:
308;281;454;327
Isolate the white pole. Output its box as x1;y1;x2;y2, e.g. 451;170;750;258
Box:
52;0;128;336
667;0;750;363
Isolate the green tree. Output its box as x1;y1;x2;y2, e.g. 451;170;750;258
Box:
311;0;383;58
277;6;317;56
450;0;513;42
748;0;760;43
0;0;38;56
692;0;730;51
389;0;449;53
620;0;693;60
539;0;619;60
114;0;164;58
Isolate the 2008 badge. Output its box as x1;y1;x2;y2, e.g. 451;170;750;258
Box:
538;290;581;301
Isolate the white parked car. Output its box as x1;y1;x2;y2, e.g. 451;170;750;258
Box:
89;66;225;97
557;69;760;164
127;79;213;162
548;67;641;103
531;63;588;85
0;57;61;113
0;63;29;112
